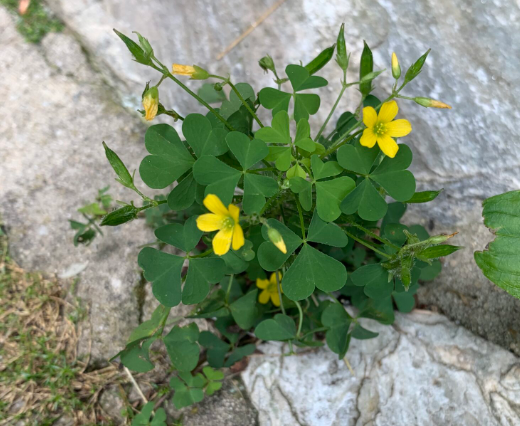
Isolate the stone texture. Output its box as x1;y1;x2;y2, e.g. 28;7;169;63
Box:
0;7;155;362
242;310;520;426
43;0;520;352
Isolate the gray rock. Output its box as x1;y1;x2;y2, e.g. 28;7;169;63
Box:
242;310;520;425
45;0;520;353
0;7;154;362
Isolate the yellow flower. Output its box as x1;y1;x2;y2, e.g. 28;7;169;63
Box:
142;86;159;121
360;100;412;158
172;64;196;76
196;194;245;256
256;272;283;307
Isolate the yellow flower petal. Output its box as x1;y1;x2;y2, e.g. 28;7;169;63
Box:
203;194;229;216
256;278;270;289
269;271;282;285
377;134;399;158
270;292;281;307
362;106;377;128
259;289;271;304
385;119;412;138
228;203;240;224
232;223;245;251
197;213;224;232
172;64;196;76
378;101;399;123
212;227;233;256
360;128;377;148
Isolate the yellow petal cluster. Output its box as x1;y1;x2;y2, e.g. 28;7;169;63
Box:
172;64;197;76
196;194;245;256
256;272;283;307
360;100;412;158
142;86;159;121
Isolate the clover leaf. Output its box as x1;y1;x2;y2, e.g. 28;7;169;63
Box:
259;64;328;122
163;322;200;372
255;314;296;341
339;143;416;221
322;304;351;358
138;216;226;306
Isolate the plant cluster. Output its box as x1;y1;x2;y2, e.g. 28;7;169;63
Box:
94;25;459;409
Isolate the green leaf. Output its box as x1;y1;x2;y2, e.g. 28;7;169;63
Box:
103;142;133;188
406;189;443;203
183;258;226;305
315;177;355;222
359;41;373;95
286;64;328;91
419;259;442;281
164;323;200;372
138;248;184;307
311;155;343;180
224;344;256;368
294;93;321;122
358;296;395;325
167;172;198;211
198;83;227;104
283;245;347;300
226;132;269;170
221;250;249;274
243;173;279;214
127;305;170;343
220;83;255;119
305;44;336;74
267;146;293;171
337;142;380;175
193;156;242;205
370;144;416;201
255;110;291;144
404;49;431;84
199;331;229;369
120;338;157;373
307;211;348;247
351;324;378;340
154;216;202;253
340;178;388;221
351;263;393;300
258;220;302;271
255;314;296;341
139;124;195;189
393;284;418;313
170;374;205;409
229;290;258;330
293;118;315;152
132;401;154;426
114;29;151;65
420;244;463;259
287;163;307;179
258;88;291;116
321;304;351;358
183;113;228;158
289;177;313;211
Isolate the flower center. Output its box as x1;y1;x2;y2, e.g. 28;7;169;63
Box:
267;281;278;293
373;122;387;136
223;216;234;230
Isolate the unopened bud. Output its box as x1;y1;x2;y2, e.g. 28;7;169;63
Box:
427;232;458;245
414;97;452;109
259;55;275;73
267;227;287;254
142;86;159;121
214;82;223;92
172;64;209;80
101;205;138;226
391;52;401;79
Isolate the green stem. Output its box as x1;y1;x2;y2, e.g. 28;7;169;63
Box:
294;194;306;240
150;63;235;131
300;326;328;340
344;230;391;258
275;270;285;316
227;81;264;128
294;300;303;338
225;274;234;304
345;219;400;250
188;248;213;258
316;83;347;140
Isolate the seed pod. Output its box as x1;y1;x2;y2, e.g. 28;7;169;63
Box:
259;55;276;73
359;41;373;95
305;44;336;75
102;142;134;189
404;48;431;84
101;205;138;226
336;24;349;70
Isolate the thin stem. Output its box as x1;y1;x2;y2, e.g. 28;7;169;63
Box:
300;326;328;339
343;357;355;375
294;194;306;240
227;81;264;128
275;270;285;316
344;230;391;259
316;83;347;140
225;274;234;304
294;300;303;338
188;248;213;258
150;63;235;131
345;220;400;250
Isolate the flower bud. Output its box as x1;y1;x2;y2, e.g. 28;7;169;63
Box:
172;64;209;80
414;97;452;109
101;205;138;226
214;82;223;91
267;227;287;254
259;55;275;73
142;86;159;121
427;232;458;245
391;52;401;79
